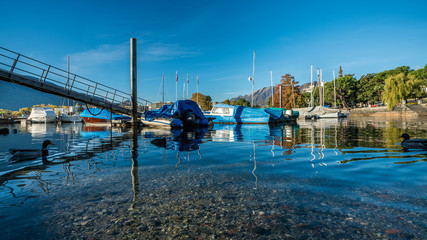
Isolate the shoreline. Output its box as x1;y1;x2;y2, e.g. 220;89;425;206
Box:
349;104;427;117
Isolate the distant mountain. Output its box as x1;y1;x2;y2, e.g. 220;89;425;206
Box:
228;82;319;107
0;81;63;111
230;87;273;107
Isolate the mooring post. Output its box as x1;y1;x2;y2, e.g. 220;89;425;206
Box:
130;38;138;126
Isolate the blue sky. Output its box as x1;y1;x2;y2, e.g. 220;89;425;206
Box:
2;0;426;103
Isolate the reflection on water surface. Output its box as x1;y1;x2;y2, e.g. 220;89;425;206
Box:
0;117;426;239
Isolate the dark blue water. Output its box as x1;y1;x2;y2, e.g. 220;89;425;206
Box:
0;118;426;239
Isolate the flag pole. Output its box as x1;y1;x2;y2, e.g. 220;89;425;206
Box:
197;75;199;105
176;71;178;102
187;73;189;99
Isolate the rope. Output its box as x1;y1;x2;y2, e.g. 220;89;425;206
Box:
84;102;104;116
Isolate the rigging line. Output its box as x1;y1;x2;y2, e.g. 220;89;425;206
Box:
84;102;104;116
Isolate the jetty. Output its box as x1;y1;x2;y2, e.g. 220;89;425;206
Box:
0;46;150;117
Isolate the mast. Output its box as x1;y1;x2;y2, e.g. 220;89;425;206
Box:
187;73;189;99
291;74;294;108
162;73;165;104
317;68;320;106
67;56;70;107
321;68;324;107
310;65;313;107
270;71;273;107
252;51;255;108
176;71;178;102
333;70;336;108
197;75;199;105
183;83;185;100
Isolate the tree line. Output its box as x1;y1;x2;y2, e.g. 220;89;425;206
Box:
0;104;84;118
267;65;427;110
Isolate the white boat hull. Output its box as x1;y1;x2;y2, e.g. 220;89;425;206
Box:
27;116;57;123
141;119;174;129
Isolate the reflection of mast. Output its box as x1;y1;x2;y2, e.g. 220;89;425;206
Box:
318;122;324;160
334;124;338;155
176;152;182;167
131;126;139;209
162;148;167;166
310;65;313;107
310;125;316;168
252;142;258;189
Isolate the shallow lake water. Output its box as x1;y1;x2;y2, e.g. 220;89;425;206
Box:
0;117;426;239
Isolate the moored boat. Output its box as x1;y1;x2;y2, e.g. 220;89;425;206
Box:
265;107;299;123
55;107;83;123
27;107;57;123
142;100;209;129
206;104;271;124
80;108;130;125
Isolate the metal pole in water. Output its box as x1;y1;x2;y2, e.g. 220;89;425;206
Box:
130;38;138;126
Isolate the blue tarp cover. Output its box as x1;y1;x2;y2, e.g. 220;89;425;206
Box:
213;104;271;119
145;100;208;124
264;108;284;120
80;108;131;120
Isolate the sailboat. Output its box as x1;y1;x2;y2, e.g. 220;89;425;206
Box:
57;56;83;123
299;67;348;119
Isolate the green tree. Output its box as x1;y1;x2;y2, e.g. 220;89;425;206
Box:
222;99;230;105
357;73;383;105
410;64;427;99
190;92;212;111
236;98;250;106
18;107;32;116
382;73;408;110
338;66;343;78
335;74;358;108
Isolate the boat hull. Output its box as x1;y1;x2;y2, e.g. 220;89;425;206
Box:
209;115;270;124
27;116;57;123
82;117;110;124
141;118;183;129
60;115;83;123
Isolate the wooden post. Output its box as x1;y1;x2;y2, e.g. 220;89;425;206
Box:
130;38;138;126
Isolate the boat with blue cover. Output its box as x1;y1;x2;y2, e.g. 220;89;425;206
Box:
80;108;131;125
142;100;210;129
265;107;299;123
206;104;272;124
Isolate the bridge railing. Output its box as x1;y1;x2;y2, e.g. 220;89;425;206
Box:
0;46;151;110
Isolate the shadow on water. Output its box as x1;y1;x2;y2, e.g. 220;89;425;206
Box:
0;123;133;192
146;127;208;166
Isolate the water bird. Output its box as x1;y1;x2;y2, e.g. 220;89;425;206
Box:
0;128;9;135
9;140;55;162
400;133;427;150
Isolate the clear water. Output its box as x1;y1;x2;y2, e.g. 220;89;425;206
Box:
0;117;426;239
